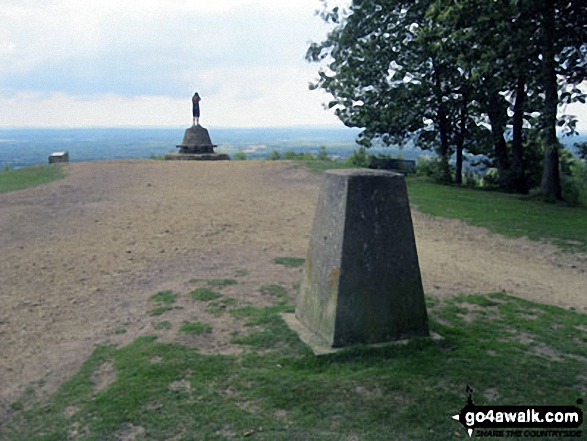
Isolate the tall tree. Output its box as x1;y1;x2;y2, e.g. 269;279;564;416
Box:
307;0;463;183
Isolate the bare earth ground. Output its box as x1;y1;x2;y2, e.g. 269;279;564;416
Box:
1;160;586;424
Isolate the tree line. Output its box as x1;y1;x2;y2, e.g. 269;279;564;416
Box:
307;0;587;199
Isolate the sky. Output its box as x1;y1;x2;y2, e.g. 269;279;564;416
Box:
0;0;585;130
0;0;346;128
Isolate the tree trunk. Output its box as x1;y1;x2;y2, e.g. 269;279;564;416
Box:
539;0;562;199
454;97;467;185
432;59;452;184
512;74;529;193
486;91;510;190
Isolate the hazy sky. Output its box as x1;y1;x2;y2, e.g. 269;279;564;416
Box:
0;0;346;128
0;0;585;130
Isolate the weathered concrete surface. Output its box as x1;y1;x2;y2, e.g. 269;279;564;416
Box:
296;169;429;348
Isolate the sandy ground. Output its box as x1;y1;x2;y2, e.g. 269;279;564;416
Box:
1;160;586;424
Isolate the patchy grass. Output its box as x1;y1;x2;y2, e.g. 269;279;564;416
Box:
179;321;212;335
0;164;66;194
273;257;306;268
150;291;177;304
148;291;182;316
189;288;223;302
235;269;249;277
153;321;172;330
259;284;290;305
207;297;238;316
3;294;586;440
207;279;238;288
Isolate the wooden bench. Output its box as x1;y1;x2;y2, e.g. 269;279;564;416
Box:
48;152;69;164
368;157;416;175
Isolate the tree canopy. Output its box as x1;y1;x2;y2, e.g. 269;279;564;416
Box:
307;0;587;196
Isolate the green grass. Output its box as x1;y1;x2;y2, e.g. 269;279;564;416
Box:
207;297;237;315
207;278;238;288
259;284;289;304
273;257;306;268
3;293;586;440
0;164;66;193
154;321;172;330
406;177;587;252
189;288;222;302
150;291;177;304
179;321;213;335
148;291;182;316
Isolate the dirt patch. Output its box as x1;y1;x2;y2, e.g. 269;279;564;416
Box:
0;160;586;424
92;361;116;392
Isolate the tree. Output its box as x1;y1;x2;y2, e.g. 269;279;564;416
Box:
308;0;587;198
307;0;462;183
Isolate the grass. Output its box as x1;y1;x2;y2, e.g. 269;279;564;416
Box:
3;293;586;440
148;291;182;316
273;257;306;268
154;321;172;330
207;279;238;288
406;177;587;252
259;284;289;304
189;288;222;302
150;291;177;304
179;321;212;335
0;164;66;194
207;297;237;315
303;160;587;253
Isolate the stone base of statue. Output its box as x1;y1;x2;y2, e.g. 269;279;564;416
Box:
165;124;229;161
164;152;230;161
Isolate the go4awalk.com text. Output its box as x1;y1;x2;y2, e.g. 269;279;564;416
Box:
451;386;583;438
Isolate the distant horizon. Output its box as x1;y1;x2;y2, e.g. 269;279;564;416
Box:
0;123;355;131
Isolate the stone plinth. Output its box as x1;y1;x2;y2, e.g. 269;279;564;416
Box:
295;169;429;348
164;152;230;161
165;124;229;161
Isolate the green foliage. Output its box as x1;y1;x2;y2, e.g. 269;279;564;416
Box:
0;164;66;194
308;0;587;195
561;158;587;206
575;141;587;161
233;151;247;160
342;147;370;168
149;153;165;160
479;168;500;189
416;155;450;184
267;149;282;160
317;146;330;161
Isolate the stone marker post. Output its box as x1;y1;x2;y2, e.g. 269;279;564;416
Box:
295;169;429;348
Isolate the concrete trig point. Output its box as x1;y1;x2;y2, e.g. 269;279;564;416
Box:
285;169;430;353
